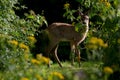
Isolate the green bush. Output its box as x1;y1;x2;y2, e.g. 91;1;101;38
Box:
0;0;120;80
0;0;47;71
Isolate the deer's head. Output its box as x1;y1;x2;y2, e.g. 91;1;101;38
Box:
78;10;89;26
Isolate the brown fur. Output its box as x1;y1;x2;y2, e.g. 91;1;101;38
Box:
44;14;89;67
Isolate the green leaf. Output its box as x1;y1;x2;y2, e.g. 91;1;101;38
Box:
75;23;82;32
27;15;35;19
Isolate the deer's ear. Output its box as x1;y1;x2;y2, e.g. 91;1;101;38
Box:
78;10;83;15
77;8;83;16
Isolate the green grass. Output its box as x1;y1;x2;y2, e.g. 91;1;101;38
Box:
0;61;104;80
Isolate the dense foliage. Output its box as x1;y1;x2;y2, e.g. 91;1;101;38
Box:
0;0;120;80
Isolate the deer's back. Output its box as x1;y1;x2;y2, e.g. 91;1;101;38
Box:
47;23;85;42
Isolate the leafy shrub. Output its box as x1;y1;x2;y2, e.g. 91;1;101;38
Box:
0;0;120;80
0;0;47;71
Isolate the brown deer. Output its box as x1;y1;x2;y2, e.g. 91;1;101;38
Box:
43;11;89;67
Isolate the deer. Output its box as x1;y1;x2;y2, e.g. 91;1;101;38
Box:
42;10;89;67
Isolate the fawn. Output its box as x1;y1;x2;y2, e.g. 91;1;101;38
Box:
43;11;89;67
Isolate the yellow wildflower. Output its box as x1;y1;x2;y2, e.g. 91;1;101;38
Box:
8;40;18;46
88;37;108;48
64;3;70;9
19;43;29;50
36;54;50;64
21;77;29;80
102;43;108;48
36;54;42;59
54;72;64;80
31;34;34;36
35;74;43;80
89;37;98;44
31;59;40;64
103;66;113;74
27;36;37;43
105;2;111;7
97;38;108;48
97;38;104;46
99;0;111;7
49;72;64;80
42;56;50;64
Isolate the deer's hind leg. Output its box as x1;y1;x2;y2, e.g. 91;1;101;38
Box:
53;44;62;67
47;40;62;67
45;42;58;67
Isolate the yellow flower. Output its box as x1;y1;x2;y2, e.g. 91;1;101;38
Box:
64;3;70;9
99;0;111;7
36;54;42;59
36;54;50;64
49;72;64;80
103;66;113;74
97;38;108;48
97;38;104;46
88;37;108;48
102;43;108;48
105;2;111;7
35;74;43;80
89;37;98;44
27;36;37;43
8;40;18;46
19;43;29;50
31;34;34;36
21;77;29;80
53;72;64;80
42;56;50;64
31;59;40;64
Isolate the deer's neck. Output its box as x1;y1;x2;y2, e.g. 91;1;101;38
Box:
77;19;89;45
85;19;89;33
83;20;89;38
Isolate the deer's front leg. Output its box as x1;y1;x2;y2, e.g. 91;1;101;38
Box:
75;45;81;67
70;43;75;66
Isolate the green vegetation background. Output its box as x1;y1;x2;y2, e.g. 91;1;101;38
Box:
0;0;120;80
